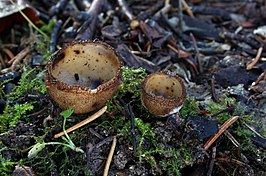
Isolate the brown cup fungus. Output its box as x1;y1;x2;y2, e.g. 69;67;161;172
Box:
141;72;186;117
45;41;122;114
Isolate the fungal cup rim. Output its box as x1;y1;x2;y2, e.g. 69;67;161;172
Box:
46;40;123;93
142;72;186;103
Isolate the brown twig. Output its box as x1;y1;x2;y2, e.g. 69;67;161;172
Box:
207;147;216;176
89;128;104;140
182;0;194;18
217;163;230;176
190;33;202;73
0;54;5;68
1;47;31;74
2;48;15;64
246;47;263;70
167;44;199;74
217;157;250;168
224;130;240;147
204;116;240;150
178;0;183;30
103;136;117;176
54;106;107;138
252;70;266;86
211;76;219;102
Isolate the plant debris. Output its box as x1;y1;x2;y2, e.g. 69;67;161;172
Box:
0;0;265;175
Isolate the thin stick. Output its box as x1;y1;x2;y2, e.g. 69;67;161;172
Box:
76;0;105;40
1;47;31;74
178;0;183;30
2;48;15;64
10;47;31;70
224;130;240;147
242;121;266;139
103;136;117;176
54;106;107;138
190;33;202;73
252;70;266;86
182;0;194;18
117;0;135;21
154;1;171;18
246;47;263;70
211;76;219;102
204;116;239;150
207;147;216;176
0;53;6;68
167;44;199;74
217;157;250;167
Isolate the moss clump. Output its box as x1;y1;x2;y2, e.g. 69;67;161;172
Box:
0;147;17;175
159;147;193;176
0;68;46;132
119;67;147;99
0;103;34;131
180;96;200;117
8;68;46;100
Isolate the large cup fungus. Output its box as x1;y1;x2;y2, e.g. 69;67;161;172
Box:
141;72;186;117
45;40;122;114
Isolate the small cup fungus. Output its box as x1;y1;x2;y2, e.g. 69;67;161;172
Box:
45;40;122;114
141;72;186;117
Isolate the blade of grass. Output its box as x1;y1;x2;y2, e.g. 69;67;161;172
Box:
9;0;49;40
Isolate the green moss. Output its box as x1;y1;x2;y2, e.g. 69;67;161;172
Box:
141;145;193;175
0;79;12;99
160;152;182;176
0;68;46;132
205;97;236;123
134;118;157;162
235;126;257;152
8;68;46;100
106;67;195;174
180;96;200;117
135;118;156;145
0;147;17;175
0;102;34;131
1;63;262;175
113;116;131;136
119;67;147;99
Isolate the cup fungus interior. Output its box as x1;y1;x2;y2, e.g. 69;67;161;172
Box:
51;42;120;89
144;74;183;99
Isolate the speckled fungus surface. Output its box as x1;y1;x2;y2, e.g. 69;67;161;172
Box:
141;72;186;117
45;40;122;114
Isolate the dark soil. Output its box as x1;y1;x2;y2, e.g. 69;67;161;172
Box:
0;0;265;176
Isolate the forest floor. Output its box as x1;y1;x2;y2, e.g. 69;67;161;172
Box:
0;0;265;175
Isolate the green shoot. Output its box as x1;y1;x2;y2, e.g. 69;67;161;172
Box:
28;108;84;158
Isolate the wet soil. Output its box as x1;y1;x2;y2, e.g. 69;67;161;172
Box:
0;0;265;176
